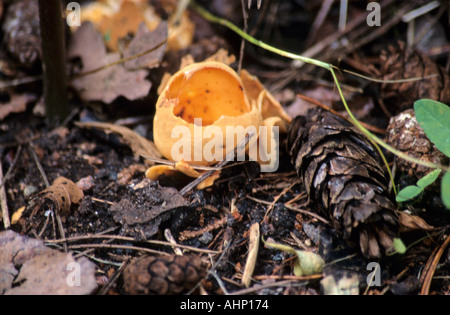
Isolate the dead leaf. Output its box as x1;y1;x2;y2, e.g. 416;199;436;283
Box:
0;93;37;121
123;21;167;70
242;222;260;288
11;206;26;225
36;177;84;215
75;121;161;159
398;211;434;232
68;22;152;103
0;230;97;295
109;179;188;239
263;238;324;277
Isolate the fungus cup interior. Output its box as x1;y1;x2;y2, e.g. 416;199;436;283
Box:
168;66;250;126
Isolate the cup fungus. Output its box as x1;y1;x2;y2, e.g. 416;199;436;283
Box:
147;60;291;189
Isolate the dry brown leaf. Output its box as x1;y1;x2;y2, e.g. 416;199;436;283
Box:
109;180;188;239
0;93;37;121
37;177;84;215
123;21;167;70
68;22;152;103
398;211;434;232
0;230;97;295
242;222;260;288
75;121;161;159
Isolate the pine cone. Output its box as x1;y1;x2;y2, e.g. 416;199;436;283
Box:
386;109;448;179
380;42;450;115
287;109;399;258
123;254;207;295
2;0;41;68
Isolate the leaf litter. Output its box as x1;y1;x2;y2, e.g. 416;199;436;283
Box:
67;20;167;103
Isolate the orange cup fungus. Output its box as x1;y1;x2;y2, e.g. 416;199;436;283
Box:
147;60;292;189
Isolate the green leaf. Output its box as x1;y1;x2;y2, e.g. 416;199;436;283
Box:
417;169;442;189
442;172;450;209
396;185;423;203
414;99;450;158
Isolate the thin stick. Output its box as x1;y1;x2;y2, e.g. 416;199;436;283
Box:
67;243;171;256
28;144;50;187
164;229;183;256
45;233;220;255
296;93;387;135
0;156;11;228
97;261;129;295
262;178;301;222
0;145;22;191
420;234;450;295
238;0;248;74
246;195;329;225
179;130;255;196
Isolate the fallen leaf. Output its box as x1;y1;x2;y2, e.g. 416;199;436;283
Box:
94;0;160;51
0;230;97;295
68;22;152;103
11;206;26;225
398;211;434;232
0;93;37;121
75;121;161;159
35;177;84;215
242;222;260;288
123;21;167;70
109;179;188;239
263;238;324;277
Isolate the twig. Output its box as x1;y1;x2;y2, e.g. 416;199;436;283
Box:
179;130;255;196
0;145;22;192
296;93;387;135
45;233;220;255
178;216;228;242
230;278;316;295
246;195;329;225
238;0;248;74
67;243;171;256
262;178;301;222
420;234;450;295
164;229;183;255
0;156;11;229
97;260;129;295
28;144;50;187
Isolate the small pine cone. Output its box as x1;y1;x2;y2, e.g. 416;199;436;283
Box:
287;109;399;258
386;109;448;179
380;42;450;115
2;0;41;68
123;254;207;295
